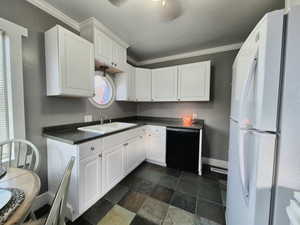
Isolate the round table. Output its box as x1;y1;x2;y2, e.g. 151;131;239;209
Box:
0;168;41;225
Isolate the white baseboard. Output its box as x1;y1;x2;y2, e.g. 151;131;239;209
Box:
146;159;166;167
202;157;228;170
31;192;50;212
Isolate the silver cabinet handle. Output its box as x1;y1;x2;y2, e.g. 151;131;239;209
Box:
99;153;102;158
90;147;95;151
124;143;129;146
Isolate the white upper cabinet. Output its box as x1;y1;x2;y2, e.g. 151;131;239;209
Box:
128;66;136;101
80;18;129;73
45;25;94;97
116;61;211;103
94;29;112;66
178;61;211;101
135;68;152;101
112;41;127;71
152;66;178;101
115;64;136;101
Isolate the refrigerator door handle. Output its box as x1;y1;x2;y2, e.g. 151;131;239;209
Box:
238;129;250;205
239;49;259;129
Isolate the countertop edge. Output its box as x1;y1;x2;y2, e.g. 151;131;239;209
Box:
43;118;204;145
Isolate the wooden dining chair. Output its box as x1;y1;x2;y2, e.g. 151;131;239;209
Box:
24;157;75;225
0;139;40;172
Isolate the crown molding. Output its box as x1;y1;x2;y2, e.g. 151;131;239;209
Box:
0;18;28;36
26;0;80;31
136;42;243;66
25;0;242;66
127;55;139;66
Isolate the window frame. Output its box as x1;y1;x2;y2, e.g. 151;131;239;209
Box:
0;18;27;141
89;72;116;109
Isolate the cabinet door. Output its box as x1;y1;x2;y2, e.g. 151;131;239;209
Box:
137;135;146;163
112;41;127;70
79;155;102;213
152;66;178;101
125;135;146;174
94;29;112;66
128;66;136;101
124;137;139;174
146;127;166;165
59;27;94;97
115;64;135;101
178;61;211;101
147;135;162;163
103;145;124;191
135;68;152;101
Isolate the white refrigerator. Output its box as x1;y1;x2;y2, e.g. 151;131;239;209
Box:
226;6;300;225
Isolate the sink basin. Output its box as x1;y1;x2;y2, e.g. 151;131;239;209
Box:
78;122;137;134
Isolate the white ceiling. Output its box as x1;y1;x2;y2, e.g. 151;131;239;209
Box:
44;0;284;61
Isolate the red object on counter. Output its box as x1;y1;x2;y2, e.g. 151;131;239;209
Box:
182;115;193;126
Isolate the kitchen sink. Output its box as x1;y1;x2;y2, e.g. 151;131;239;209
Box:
78;122;137;134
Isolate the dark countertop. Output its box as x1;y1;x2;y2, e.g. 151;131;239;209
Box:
43;116;204;145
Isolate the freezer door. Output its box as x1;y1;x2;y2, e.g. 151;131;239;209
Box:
230;10;284;132
227;120;276;225
227;120;251;225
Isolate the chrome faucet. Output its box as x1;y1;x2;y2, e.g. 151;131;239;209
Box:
100;113;111;124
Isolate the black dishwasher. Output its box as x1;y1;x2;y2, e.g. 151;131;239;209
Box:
166;127;200;174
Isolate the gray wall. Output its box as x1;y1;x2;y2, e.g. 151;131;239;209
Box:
0;0;237;192
138;50;238;162
0;0;137;192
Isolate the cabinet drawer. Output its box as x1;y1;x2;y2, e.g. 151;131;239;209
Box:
103;127;145;149
146;126;166;136
78;139;103;159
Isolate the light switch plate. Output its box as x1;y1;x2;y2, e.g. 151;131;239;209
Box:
84;115;92;122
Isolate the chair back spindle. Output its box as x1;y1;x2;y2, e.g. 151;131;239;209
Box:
0;139;40;172
45;157;75;225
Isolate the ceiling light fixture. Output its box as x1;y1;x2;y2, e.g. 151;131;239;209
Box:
108;0;183;21
152;0;167;7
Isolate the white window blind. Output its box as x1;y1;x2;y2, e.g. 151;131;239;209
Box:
0;30;9;143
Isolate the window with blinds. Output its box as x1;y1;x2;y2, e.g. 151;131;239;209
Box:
0;30;9;143
0;31;14;163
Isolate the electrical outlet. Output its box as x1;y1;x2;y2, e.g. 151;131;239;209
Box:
84;115;93;122
192;113;198;120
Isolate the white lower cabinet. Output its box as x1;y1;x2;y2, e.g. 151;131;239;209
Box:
124;135;146;175
146;126;166;166
79;155;102;213
102;144;124;193
47;127;147;221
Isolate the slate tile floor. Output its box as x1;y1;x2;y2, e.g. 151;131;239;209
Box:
36;162;227;225
69;162;227;225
